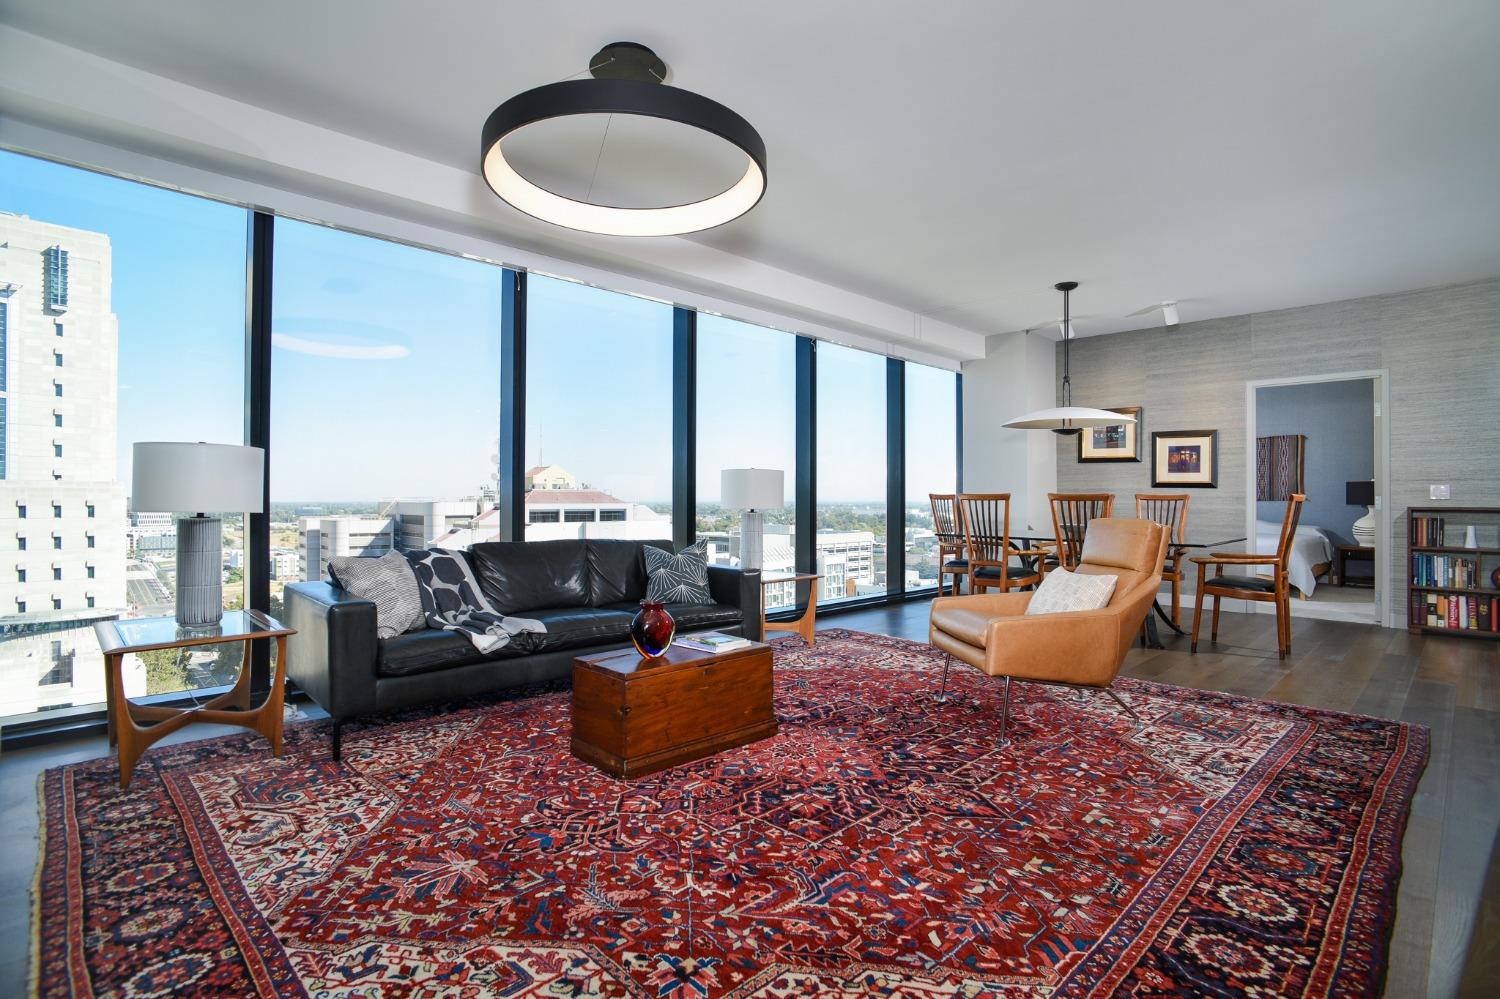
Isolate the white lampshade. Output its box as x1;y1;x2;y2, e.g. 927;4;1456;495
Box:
132;442;265;514
1002;406;1138;430
721;468;784;511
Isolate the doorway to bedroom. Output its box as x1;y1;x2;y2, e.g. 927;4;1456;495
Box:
1246;371;1389;626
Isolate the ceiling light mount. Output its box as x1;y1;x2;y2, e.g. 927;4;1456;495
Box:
481;42;767;237
588;41;667;83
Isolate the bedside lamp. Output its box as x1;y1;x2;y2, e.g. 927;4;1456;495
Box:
1346;480;1376;546
132;442;265;628
721;468;784;571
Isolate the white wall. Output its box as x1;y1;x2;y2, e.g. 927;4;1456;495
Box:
960;331;1057;531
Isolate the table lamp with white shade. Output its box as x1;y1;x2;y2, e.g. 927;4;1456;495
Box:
721;468;784;571
132;442;266;628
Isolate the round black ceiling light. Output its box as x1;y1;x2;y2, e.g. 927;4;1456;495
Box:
481;42;767;237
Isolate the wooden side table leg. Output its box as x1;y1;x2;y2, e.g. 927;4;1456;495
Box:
268;635;287;755
802;588;818;646
107;654;142;790
104;652;120;748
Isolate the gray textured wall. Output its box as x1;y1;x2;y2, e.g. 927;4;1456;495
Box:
1053;278;1500;625
1254;379;1374;545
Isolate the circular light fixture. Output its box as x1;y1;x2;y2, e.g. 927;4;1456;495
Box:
481;42;767;237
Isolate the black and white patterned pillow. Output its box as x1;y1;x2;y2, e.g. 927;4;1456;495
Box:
643;541;713;605
328;551;427;639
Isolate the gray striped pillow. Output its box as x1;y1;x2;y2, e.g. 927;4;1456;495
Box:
328;551;427;638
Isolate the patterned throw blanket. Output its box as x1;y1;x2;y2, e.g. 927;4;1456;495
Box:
404;549;546;654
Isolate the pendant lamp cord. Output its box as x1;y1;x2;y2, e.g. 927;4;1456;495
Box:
1060;284;1072;408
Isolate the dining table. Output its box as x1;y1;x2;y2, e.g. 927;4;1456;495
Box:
1010;532;1248;649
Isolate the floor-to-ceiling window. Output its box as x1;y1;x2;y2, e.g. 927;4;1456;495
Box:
695;315;797;608
524;274;674;541
0;151;248;720
269;219;505;606
904;363;959;590
815;342;888;603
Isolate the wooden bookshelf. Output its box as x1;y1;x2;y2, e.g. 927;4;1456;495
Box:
1407;506;1500;640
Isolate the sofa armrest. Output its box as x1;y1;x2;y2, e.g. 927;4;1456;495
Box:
284;581;379;720
707;565;763;641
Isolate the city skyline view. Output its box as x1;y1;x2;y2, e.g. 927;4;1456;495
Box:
4;150;955;507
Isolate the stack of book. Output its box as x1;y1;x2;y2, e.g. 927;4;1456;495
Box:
1413;592;1500;632
1410;553;1480;588
674;632;752;654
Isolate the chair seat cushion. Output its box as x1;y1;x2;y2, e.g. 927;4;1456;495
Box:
377;628;529;678
974;563;1040;580
525;607;636;653
1024;568;1118;615
942;558;969;570
601;601;742;631
1207;573;1276;593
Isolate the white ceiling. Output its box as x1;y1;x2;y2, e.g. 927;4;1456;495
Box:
3;0;1499;340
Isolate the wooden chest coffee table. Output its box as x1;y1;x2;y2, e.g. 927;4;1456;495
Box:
571;642;778;778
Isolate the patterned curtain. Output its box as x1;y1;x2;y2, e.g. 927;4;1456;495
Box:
1256;434;1305;501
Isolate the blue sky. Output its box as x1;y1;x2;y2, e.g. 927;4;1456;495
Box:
3;149;956;505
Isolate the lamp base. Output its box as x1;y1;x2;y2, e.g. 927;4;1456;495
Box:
1351;506;1377;546
739;510;765;571
176;515;224;629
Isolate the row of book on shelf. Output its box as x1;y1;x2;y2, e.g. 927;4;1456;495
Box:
1410;553;1481;588
1412;592;1499;632
1409;515;1447;547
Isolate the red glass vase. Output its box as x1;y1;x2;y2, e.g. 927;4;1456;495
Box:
630;601;676;658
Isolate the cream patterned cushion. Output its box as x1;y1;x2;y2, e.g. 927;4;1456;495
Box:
1024;568;1118;616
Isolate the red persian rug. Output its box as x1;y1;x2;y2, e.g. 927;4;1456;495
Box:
35;629;1426;997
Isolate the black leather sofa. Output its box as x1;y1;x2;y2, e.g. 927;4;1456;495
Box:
284;538;762;759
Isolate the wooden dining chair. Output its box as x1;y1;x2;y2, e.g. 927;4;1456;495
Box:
1047;493;1116;570
1135;493;1190;626
958;493;1049;593
1190;494;1306;660
929;493;968;596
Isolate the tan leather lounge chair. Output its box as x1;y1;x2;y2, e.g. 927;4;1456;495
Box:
928;517;1169;743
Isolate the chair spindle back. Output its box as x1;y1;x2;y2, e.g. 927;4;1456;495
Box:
1048;493;1116;570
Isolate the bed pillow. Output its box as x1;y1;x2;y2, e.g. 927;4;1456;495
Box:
1024;568;1118;616
328;551;428;638
643;541;713;605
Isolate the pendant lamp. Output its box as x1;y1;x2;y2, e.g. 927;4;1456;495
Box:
1002;281;1135;436
481;42;766;237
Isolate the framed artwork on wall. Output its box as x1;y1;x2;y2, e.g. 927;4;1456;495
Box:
1152;429;1218;488
1078;406;1142;462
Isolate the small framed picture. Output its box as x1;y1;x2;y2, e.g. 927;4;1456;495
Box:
1079;406;1142;463
1152;430;1218;488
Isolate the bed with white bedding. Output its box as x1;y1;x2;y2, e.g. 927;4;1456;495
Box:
1254;519;1335;595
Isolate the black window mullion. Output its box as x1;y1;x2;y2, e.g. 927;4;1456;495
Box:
955;371;964;493
795;337;817;603
886;357;904;597
244;211;273;691
672;308;697;551
499;268;527;542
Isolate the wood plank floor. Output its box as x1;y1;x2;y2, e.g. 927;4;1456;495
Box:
2;603;1495;997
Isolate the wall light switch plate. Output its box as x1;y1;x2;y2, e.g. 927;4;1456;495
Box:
1429;484;1451;500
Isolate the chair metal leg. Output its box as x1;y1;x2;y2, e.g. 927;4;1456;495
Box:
1103;685;1142;726
332;718;343;762
998;676;1012;745
935;655;952;703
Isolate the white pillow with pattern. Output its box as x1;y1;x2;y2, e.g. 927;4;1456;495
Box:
1024;568;1118;615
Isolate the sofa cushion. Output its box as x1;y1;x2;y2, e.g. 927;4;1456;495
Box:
587;539;672;606
327;551;426;639
376;628;530;678
468;540;589;614
526;607;635;654
644;541;713;604
602;601;743;632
